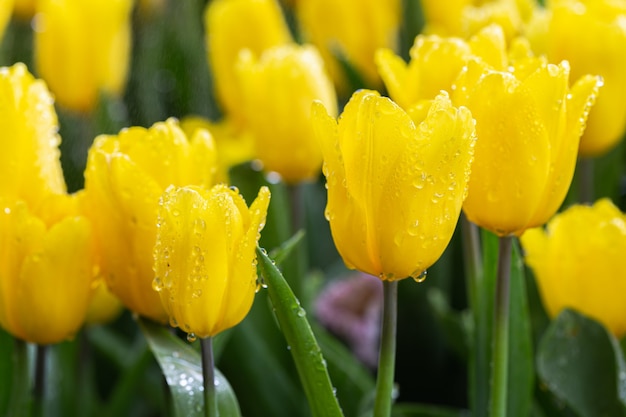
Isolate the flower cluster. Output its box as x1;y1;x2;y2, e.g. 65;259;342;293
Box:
1;0;626;416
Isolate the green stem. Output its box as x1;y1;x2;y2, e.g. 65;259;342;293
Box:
201;337;218;417
373;280;398;417
578;157;594;203
33;344;48;417
8;338;30;417
490;236;513;417
461;215;489;416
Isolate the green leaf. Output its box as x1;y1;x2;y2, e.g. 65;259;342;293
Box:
537;308;626;417
0;331;30;417
391;403;470;417
256;246;344;417
313;323;376;417
269;229;306;267
138;318;241;417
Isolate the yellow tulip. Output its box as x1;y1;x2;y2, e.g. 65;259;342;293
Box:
521;198;626;337
204;0;292;124
180;116;255;183
376;24;508;114
34;0;133;112
0;194;96;345
312;90;476;281
296;0;400;91
453;40;601;236
421;0;534;40
84;119;218;323
525;0;626;156
153;184;270;338
0;63;66;208
237;44;337;183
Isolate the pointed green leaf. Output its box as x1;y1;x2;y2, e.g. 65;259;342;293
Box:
256;246;344;417
138;318;241;417
537;308;626;417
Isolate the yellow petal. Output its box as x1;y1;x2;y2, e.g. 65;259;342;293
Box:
521;199;626;337
237;44;336;183
0;64;66;208
461;65;551;236
205;0;292;123
35;0;133;112
154;185;270;337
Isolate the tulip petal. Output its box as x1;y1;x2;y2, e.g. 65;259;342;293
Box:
461;66;551;236
378;92;476;279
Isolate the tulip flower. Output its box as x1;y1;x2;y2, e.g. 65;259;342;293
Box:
237;44;337;183
34;0;133;112
453;39;601;236
525;0;626;157
153;184;270;339
314;89;475;416
376;24;508;115
0;63;66;209
0;193;96;345
84;119;218;323
420;0;534;40
296;0;401;91
204;0;292;124
521;199;626;337
313;90;476;281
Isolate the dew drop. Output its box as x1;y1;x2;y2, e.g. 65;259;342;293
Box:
297;308;306;318
407;220;420;236
169;316;178;328
192;289;202;298
411;269;428;283
152;277;164;292
172;209;181;217
3;207;10;214
193;218;206;234
187;333;197;343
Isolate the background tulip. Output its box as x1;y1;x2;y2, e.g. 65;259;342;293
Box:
313;90;475;281
0;63;66;209
521;199;626;337
237;44;337;183
204;0;292;124
153;184;270;338
376;24;508;114
525;0;626;157
296;0;400;91
84;119;218;323
454;40;601;236
0;194;96;345
34;0;133;112
420;0;534;40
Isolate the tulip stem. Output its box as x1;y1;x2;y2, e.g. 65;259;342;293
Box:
490;236;513;417
201;337;218;417
9;338;30;416
33;344;48;417
373;280;398;417
578;157;594;203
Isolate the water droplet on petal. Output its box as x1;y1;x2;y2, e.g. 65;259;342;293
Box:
187;333;197;343
411;269;427;283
